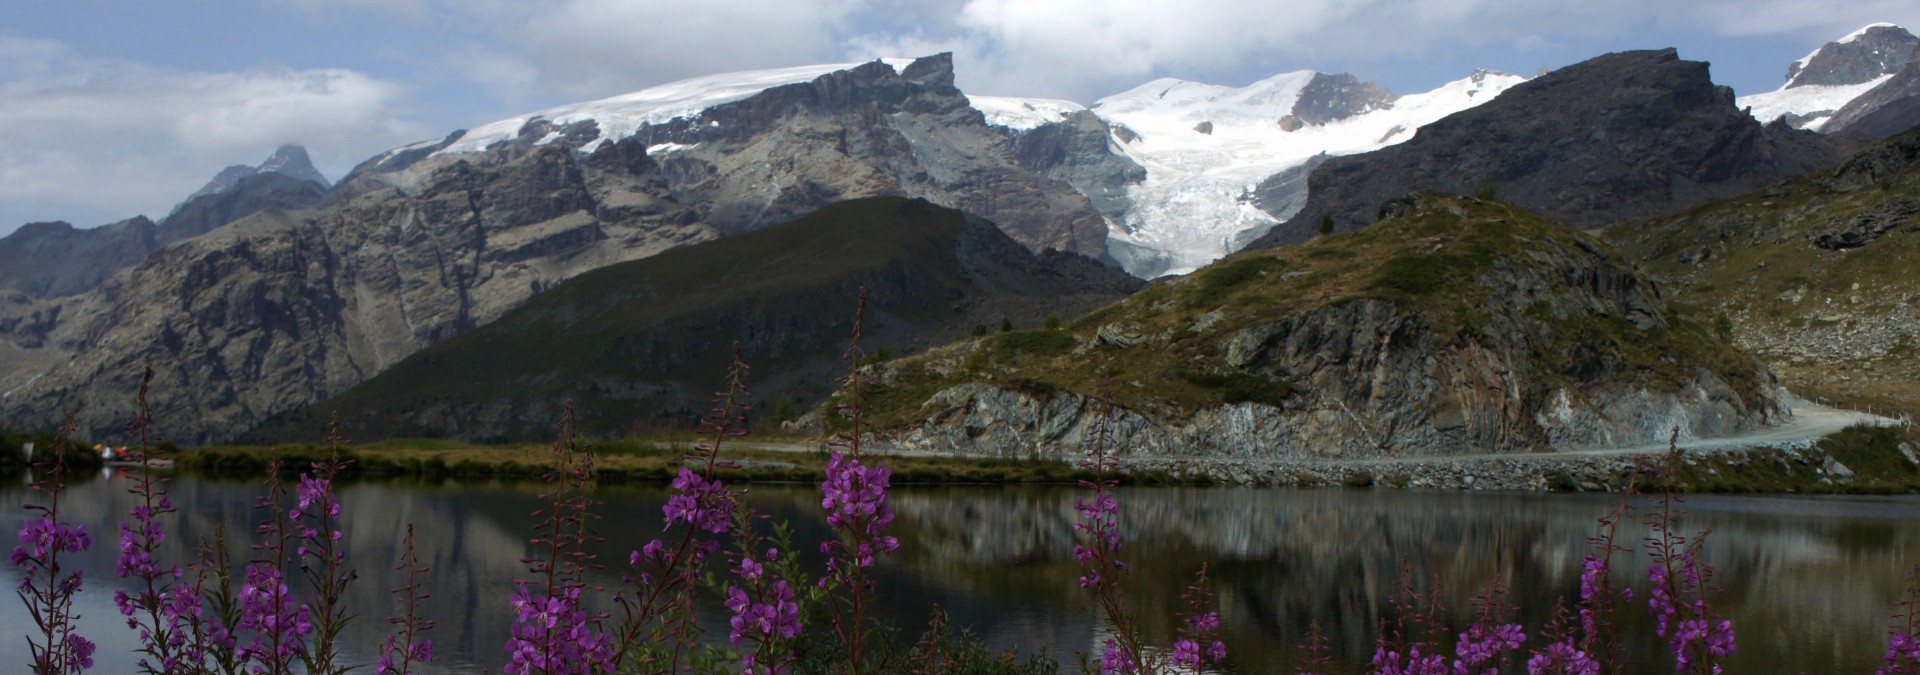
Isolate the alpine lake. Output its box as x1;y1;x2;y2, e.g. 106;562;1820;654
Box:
3;468;1916;673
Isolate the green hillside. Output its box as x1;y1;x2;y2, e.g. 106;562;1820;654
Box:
851;193;1778;458
248;196;1139;442
1606;124;1920;417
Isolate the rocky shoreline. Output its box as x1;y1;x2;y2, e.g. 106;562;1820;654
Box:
1115;430;1914;491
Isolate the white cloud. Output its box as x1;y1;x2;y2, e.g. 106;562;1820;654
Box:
1685;0;1920;38
0;38;423;232
511;0;871;100
851;0;1920;101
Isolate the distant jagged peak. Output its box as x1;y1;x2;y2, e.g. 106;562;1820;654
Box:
1786;23;1918;88
185;143;330;202
257;144;329;187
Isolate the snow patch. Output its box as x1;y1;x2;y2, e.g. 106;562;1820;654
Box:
1092;69;1526;277
1739;73;1894;130
968;95;1086;130
646;142;695;155
1840;22;1899;44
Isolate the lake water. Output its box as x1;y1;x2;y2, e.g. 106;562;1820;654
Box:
3;469;1916;673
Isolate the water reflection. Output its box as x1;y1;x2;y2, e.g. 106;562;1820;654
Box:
2;471;1915;673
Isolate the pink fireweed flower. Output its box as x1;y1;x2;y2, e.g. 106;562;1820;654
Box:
504;583;614;674
818;451;899;570
664;467;735;534
1526;639;1600;675
236;563;313;666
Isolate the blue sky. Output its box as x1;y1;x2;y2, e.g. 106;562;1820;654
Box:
3;0;1919;235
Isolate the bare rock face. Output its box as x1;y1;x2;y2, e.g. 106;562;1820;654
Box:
0;55;1129;443
1290;72;1398;125
1248;49;1850;248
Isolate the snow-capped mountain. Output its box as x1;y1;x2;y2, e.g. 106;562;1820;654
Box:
1739;23;1918;131
1075;69;1523;277
433;60;919;156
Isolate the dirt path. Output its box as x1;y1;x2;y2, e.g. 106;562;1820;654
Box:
1308;402;1898;469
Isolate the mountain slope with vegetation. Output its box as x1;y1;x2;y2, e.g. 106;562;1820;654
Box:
1606;123;1920;417
848;193;1785;460
249;197;1140;442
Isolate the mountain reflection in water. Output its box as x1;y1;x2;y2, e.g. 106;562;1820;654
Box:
4;471;1915;673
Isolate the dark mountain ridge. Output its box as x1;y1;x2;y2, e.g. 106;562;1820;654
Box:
1248;49;1852;248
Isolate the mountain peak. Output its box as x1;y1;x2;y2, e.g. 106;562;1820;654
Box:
258;144;329;187
185;144;330;202
1786;23;1918;88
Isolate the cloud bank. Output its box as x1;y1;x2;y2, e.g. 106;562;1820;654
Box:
0;38;421;231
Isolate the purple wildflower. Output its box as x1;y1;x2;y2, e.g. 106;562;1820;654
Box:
13;423;96;675
236;563;313;667
665;467;735;533
508;404;614;672
1526;639;1600;675
1642;429;1734;674
819;451;899;570
114;369;197;672
505;583;614;674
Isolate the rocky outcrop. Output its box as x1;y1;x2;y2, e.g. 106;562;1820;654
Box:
862;194;1786;460
1290;72;1398;125
1248;49;1850;248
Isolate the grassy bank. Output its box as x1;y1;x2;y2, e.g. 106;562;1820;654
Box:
1664;424;1920;495
164;424;1920;494
176;435;1095;485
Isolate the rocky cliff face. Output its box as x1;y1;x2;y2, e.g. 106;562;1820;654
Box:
855;194;1785;460
1250;49;1850;248
342;55;1113;259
